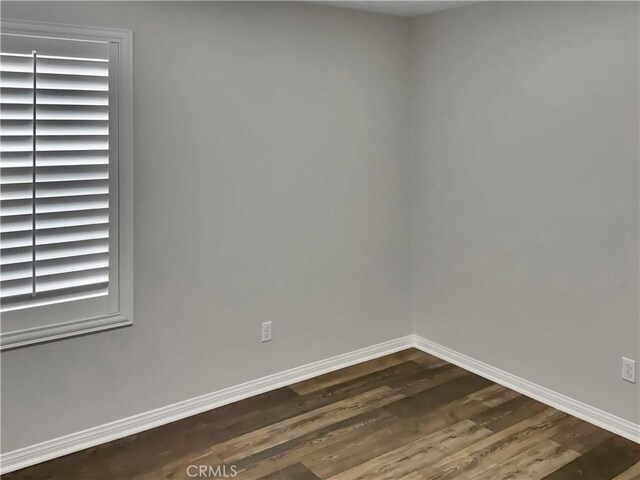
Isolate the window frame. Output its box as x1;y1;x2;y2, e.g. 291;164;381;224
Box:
0;19;133;349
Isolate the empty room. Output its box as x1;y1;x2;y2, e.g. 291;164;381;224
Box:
0;1;639;479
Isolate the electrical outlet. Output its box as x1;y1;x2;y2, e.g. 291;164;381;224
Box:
622;357;636;383
261;321;272;343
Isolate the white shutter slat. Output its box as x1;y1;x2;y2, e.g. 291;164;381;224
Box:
1;120;110;137
0;120;31;136
37;267;109;293
49;165;109;182
36;151;109;166
38;208;109;229
1;198;32;216
37;223;110;246
1;184;33;201
38;180;110;198
38;194;109;213
39;237;109;260
36;89;108;106
1;166;108;186
0;208;108;233
1;277;32;297
37;135;109;152
0;152;32;167
2;262;33;281
0;81;30;91
0;54;33;73
0;246;32;265
1;269;108;297
1;238;109;265
1;88;32;104
1;195;109;216
1;136;33;152
37;73;108;92
0;284;108;311
1;179;109;200
0;166;32;184
1;104;33;120
37;57;108;77
0;71;33;89
2;223;109;248
37;120;109;136
1;230;32;248
1;253;109;281
0;213;31;233
1;153;109;169
37;105;109;121
41;252;109;276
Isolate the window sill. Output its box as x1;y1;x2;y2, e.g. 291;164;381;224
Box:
0;314;132;350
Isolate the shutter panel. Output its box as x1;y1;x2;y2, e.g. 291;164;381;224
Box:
1;37;111;312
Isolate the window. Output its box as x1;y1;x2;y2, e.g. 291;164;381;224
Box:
0;20;133;349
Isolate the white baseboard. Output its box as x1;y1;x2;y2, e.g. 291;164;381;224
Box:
3;333;638;474
412;334;640;444
0;336;414;475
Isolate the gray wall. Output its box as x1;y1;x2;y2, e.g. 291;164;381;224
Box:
410;1;640;423
3;0;638;456
1;1;412;452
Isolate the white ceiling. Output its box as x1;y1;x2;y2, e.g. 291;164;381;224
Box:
308;1;476;17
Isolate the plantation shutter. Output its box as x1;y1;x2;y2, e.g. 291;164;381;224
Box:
1;34;115;313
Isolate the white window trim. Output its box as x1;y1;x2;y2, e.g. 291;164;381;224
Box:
0;19;133;349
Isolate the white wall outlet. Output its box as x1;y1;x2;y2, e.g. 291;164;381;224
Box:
261;321;272;343
622;357;636;383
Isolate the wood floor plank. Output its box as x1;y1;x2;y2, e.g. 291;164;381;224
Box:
397;473;426;480
257;463;320;480
29;387;304;480
289;349;424;395
300;412;430;479
409;353;450;369
409;408;576;480
303;390;504;479
406;393;489;432
470;395;549;432
312;360;425;401
323;419;493;480
214;386;404;462
223;362;417;440
550;417;615;454
373;384;511;455
468;383;522;408
613;461;640;480
5;349;639;480
473;439;580;480
411;372;494;407
213;387;301;418
230;409;394;479
147;360;413;468
541;436;640;480
158;449;226;479
132;469;165;480
384;371;492;420
386;363;469;397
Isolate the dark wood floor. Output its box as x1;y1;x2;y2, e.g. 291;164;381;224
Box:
4;349;640;480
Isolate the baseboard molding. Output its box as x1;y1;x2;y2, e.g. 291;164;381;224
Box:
3;333;638;474
0;335;414;475
412;334;640;444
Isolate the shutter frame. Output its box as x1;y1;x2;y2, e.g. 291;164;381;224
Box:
0;19;133;350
